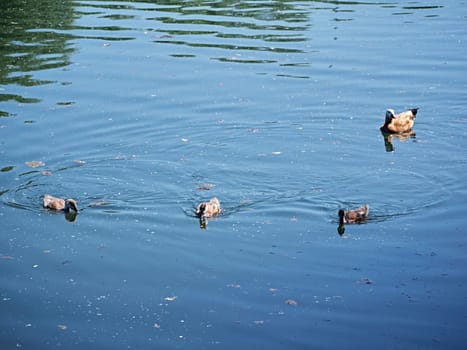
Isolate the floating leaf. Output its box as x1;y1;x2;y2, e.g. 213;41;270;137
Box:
197;183;216;191
89;199;107;207
25;161;45;168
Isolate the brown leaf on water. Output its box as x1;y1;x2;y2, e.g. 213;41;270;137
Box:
89;199;107;207
25;161;45;168
197;183;216;191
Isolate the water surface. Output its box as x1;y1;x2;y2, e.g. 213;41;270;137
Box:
1;1;466;349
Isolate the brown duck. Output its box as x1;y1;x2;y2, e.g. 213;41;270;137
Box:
380;108;418;134
196;197;221;218
43;194;78;212
338;204;369;225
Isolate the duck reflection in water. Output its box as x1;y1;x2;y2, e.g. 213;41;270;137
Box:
195;197;221;229
43;194;79;222
381;130;416;152
337;204;369;236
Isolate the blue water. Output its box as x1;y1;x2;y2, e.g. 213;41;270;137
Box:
1;1;466;349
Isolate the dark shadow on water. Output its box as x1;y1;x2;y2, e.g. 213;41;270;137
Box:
381;130;416;152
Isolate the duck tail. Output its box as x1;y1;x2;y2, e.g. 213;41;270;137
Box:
411;108;419;117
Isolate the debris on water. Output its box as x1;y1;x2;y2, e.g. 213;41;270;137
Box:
285;299;298;306
89;199;107;207
358;278;374;285
197;183;216;190
25;161;45;168
57;324;67;331
32;264;39;268
164;296;177;302
153;323;161;329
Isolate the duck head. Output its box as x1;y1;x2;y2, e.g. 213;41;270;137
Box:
385;109;396;121
64;199;78;212
196;203;206;217
338;209;345;224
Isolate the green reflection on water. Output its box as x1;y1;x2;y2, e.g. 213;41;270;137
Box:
0;0;75;106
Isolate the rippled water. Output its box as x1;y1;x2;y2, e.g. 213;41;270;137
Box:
1;1;466;349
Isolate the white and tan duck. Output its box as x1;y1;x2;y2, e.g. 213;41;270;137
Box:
43;194;78;213
338;204;369;235
338;204;369;225
380;108;418;134
196;197;221;218
195;197;221;228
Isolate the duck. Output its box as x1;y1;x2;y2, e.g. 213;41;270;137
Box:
196;197;221;218
43;194;78;212
380;108;418;134
338;204;369;225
